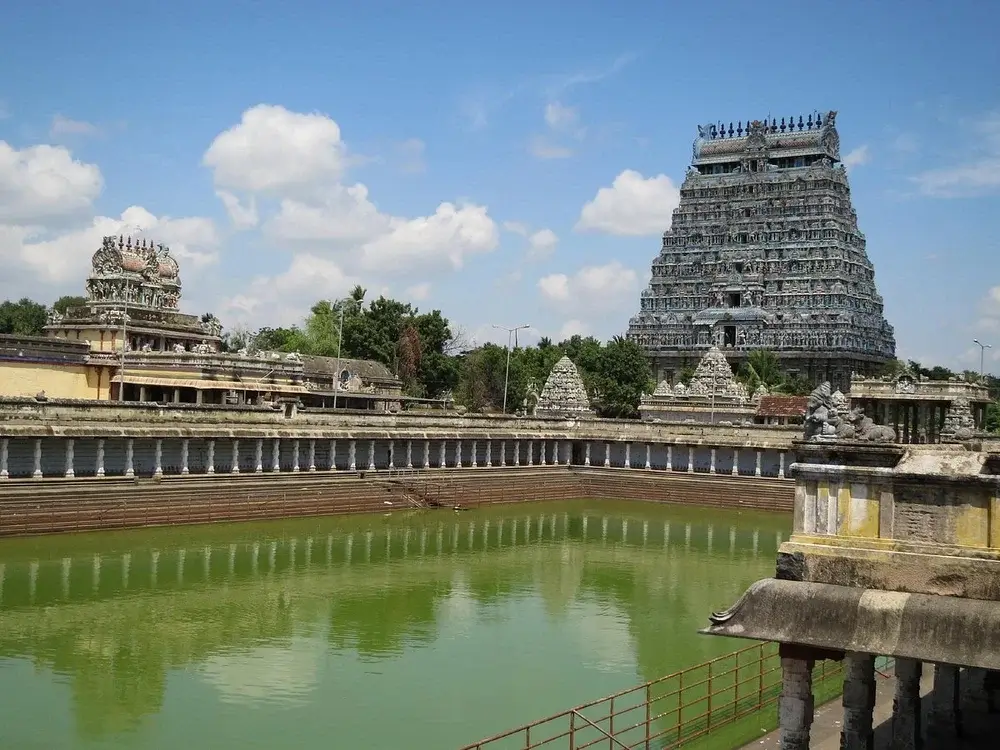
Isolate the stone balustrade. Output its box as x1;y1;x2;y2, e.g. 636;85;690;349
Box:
0;435;791;481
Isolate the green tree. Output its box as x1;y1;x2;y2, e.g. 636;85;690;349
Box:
738;349;785;393
0;298;48;336
987;400;1000;433
254;326;308;352
53;295;87;315
397;324;423;394
590;336;652;418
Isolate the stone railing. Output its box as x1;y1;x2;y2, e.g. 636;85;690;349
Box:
0;396;800;449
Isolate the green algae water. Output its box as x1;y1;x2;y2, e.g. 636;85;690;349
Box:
0;499;789;749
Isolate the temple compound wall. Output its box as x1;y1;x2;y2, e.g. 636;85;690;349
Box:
626;111;896;392
702;392;1000;747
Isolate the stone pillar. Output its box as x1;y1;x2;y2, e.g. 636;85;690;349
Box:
666;445;673;471
928;663;960;740
329;439;337;470
687;446;694;473
0;438;8;479
179;439;188;475
388;440;395;470
645;444;651;470
778;656;815;750
779;451;786;479
500;440;507;467
255;439;263;473
348;440;357;471
406;440;413;469
604;443;610;467
422;440;430;469
153;439;162;477
232;439;241;474
755;449;762;477
206;439;215;474
32;438;42;479
308;439;316;471
292;439;300;472
64;439;75;478
486;441;492;468
125;438;135;478
272;438;281;472
514;440;521;466
527;441;533;466
624;443;631;468
841;652;876;750
710;447;717;474
367;440;376;471
891;658;922;750
438;440;446;468
584;442;591;466
456;440;463;468
731;448;739;476
471;440;478;468
564;441;571;465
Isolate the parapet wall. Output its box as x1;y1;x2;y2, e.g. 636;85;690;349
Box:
0;397;798;449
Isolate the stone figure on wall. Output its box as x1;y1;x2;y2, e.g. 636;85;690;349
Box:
173;343;186;353
803;382;841;440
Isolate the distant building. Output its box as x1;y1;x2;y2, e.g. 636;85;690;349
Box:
755;395;808;426
627;112;895;392
0;234;403;409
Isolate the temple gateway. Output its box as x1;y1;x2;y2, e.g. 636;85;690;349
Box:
626;111;896;392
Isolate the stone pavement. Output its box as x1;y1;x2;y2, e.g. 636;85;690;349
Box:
739;666;999;750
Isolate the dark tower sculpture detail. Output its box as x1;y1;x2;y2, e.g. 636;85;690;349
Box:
626;112;895;391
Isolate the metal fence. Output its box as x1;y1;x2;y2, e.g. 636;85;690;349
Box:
458;641;846;750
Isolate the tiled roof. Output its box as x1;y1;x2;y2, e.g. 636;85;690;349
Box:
755;395;808;418
299;355;398;383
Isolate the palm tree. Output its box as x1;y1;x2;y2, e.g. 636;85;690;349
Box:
739;349;786;393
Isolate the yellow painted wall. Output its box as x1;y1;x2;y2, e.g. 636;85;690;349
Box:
0;361;99;399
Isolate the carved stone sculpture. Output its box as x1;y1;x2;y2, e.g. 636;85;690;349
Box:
535;356;592;417
941;398;976;442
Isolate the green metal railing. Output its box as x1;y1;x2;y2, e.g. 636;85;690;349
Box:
458;641;857;750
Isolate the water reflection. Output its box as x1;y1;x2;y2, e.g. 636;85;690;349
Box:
0;500;787;749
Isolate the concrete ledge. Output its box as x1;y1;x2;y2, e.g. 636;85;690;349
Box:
702;578;1000;671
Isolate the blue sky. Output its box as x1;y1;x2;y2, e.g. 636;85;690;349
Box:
1;0;998;372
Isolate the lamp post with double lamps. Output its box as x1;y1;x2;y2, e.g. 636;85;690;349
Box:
492;323;531;413
331;297;361;410
973;338;992;379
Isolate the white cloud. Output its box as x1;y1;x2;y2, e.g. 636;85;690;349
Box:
527;228;558;259
911;112;1000;197
977;285;1000;332
2;206;219;286
216;190;259;230
503;221;529;236
538;261;639;312
206;105;500;286
842;145;870;170
576;169;680;236
49;115;100;139
404;282;431;301
557;319;588;339
544;102;582;136
0;141;102;224
529;135;573;160
203;104;346;195
222;253;360;326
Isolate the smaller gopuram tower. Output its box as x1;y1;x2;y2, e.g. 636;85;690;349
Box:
626;112;896;392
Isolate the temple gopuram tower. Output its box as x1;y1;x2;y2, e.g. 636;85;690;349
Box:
626;112;895;392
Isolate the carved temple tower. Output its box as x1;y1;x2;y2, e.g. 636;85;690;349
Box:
626;112;895;392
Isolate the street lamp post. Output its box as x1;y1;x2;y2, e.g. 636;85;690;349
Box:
973;339;992;379
331;298;359;411
492;323;531;413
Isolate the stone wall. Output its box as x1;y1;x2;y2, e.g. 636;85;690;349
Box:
0;397;799;449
